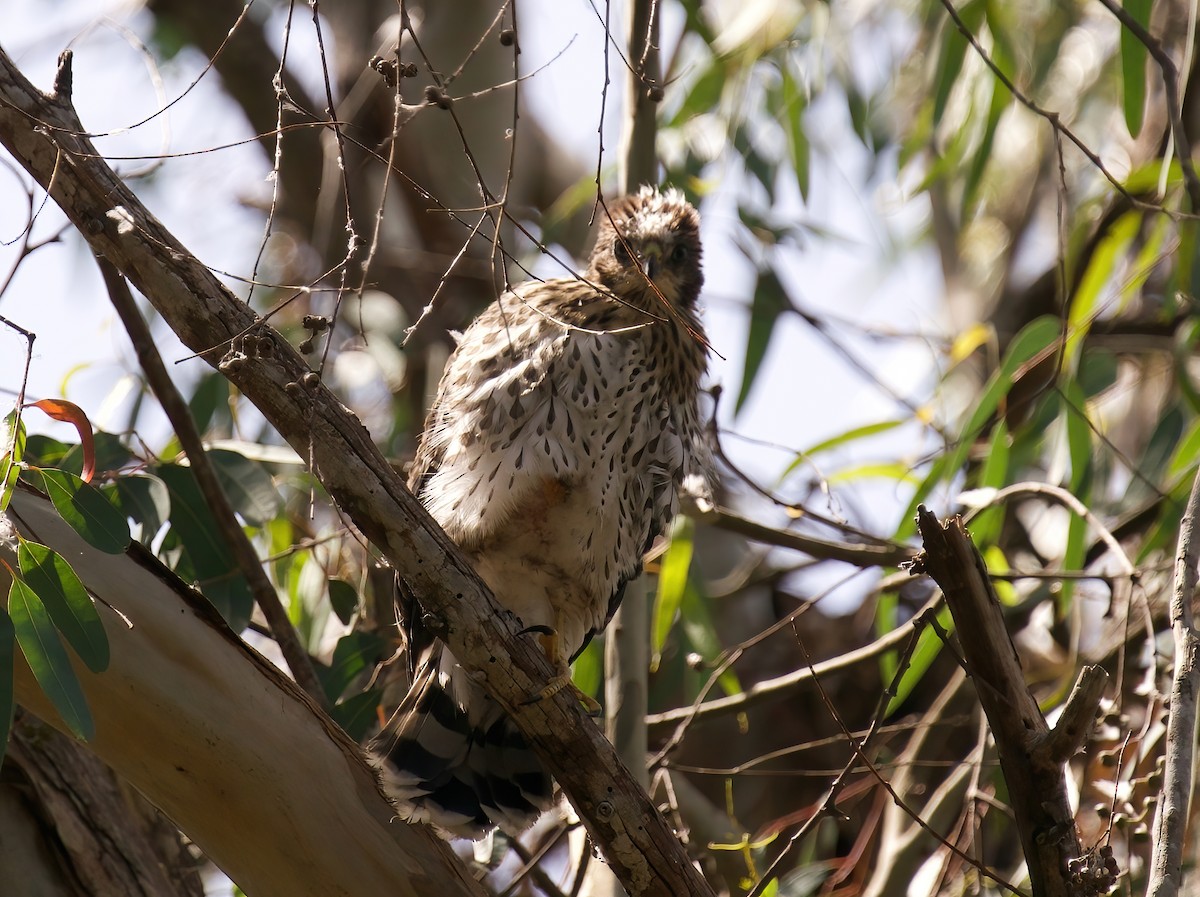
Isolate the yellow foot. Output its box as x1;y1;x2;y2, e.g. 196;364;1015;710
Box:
514;624;602;714
520;673;603;716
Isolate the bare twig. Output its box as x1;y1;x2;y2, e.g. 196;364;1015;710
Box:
1146;467;1200;897
698;505;912;568
645;592;942;734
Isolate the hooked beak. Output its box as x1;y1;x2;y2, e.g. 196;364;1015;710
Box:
640;243;663;281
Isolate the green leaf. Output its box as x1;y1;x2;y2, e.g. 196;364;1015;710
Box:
932;0;986;126
0;607;13;767
827;462;920;486
104;473;170;543
737;268;790;415
317;631;383;703
37;468;130;554
681;582;741;697
187;371;231;436
17;541;109;673
328;579;359;626
22;434;70;469
153;463;253;630
897;316;1062;537
209;449;283;527
0;410;26;514
1119;0;1152;137
1062;379;1092;494
961;64;1011;216
797;419;906;461
966;419;1009;546
571;637;603;702
1167;418;1200;482
886;605;955;716
331;689;383;742
779;63;810;200
652;516;695;671
9;578;94;740
1058;511;1087;614
1065;211;1140;367
669;57;726;128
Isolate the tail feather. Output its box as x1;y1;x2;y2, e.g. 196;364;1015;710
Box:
369;646;553;839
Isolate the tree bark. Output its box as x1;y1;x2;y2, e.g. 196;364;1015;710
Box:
2;488;484;897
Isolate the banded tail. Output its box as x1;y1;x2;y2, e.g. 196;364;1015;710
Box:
369;645;554;839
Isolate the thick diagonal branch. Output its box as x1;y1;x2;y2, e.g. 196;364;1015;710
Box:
0;47;713;897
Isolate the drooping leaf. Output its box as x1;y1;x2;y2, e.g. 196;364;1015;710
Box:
652;516;695;671
208;448;284;527
932;0;987;126
317;631;384;703
1065;211;1140;367
1062;379;1092;495
331;689;383;742
27;399;96;482
1119;0;1152;137
36;468;130;554
680;582;741;697
0;411;25;514
669;56;726;129
779;63;810;200
962;32;1013;214
187;371;231;436
153;463;253;630
9;578;94;740
104;473;171;543
885;604;955;717
898;316;1062;537
1167;418;1200;483
571;637;603;702
17;541;109;673
736;268;790;415
328;579;359;626
965;419;1009;546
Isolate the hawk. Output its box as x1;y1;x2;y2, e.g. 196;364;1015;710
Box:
370;186;709;838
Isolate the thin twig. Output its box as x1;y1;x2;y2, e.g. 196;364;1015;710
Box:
95;257;330;711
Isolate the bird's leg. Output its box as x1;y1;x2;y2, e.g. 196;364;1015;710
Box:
516;623;602;715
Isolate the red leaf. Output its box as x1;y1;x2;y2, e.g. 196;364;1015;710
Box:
28;399;95;483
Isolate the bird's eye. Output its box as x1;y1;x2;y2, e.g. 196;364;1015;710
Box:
613;238;633;266
670;244;689;264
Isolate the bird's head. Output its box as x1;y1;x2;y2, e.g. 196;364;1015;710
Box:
588;186;704;313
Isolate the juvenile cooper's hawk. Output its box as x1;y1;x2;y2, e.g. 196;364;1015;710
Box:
371;186;709;838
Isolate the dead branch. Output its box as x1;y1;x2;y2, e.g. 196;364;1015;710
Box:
912;505;1110;897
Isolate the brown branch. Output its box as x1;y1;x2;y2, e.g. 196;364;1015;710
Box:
699;506;913;568
95;256;329;711
0;47;712;897
1146;467;1200;897
911;506;1100;897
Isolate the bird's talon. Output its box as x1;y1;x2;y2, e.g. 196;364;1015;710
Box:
516;624;555;638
